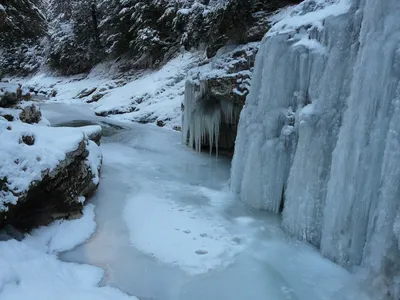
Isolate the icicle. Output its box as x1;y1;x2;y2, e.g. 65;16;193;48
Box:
231;0;400;296
182;79;234;154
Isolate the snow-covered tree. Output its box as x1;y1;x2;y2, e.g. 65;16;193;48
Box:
0;0;47;74
47;0;103;74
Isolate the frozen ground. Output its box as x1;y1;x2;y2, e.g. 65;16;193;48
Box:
36;104;376;300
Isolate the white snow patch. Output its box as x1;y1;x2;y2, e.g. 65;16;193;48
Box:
268;0;351;36
24;204;96;254
24;53;200;130
0;204;138;300
124;192;245;275
86;140;102;185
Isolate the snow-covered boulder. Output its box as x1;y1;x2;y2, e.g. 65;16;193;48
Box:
0;119;102;232
0;83;32;108
182;43;258;154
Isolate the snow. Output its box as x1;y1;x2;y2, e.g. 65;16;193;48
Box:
86;140;102;185
124;190;245;275
93;53;198;127
24;52;200;130
267;0;351;36
0;119;102;211
231;0;400;297
24;204;97;254
80;125;102;138
0;204;138;300
0;82;30;96
0;120;83;210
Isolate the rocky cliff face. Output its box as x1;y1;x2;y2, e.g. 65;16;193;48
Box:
182;43;258;154
231;0;400;298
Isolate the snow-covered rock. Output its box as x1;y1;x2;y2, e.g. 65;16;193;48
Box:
231;0;400;298
182;43;259;154
0;116;102;231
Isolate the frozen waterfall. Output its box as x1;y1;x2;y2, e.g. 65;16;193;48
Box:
230;0;400;298
182;79;235;153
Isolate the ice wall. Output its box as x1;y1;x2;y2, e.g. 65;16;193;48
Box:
231;0;400;298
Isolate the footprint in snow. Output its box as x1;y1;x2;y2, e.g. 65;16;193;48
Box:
232;237;242;244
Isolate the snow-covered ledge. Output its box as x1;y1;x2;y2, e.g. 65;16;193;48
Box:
0;117;102;233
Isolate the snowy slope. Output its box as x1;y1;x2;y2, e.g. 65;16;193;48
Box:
24;53;200;130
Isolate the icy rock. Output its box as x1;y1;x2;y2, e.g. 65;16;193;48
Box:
231;0;400;298
182;44;258;154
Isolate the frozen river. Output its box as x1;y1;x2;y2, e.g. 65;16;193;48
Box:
41;103;373;300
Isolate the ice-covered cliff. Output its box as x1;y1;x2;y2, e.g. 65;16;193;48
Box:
230;0;400;298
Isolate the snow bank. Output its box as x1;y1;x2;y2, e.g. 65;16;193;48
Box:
0;204;138;300
94;53;199;128
24;204;97;253
24;53;200;130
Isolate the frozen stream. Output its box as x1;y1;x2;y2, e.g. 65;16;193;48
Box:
41;104;373;300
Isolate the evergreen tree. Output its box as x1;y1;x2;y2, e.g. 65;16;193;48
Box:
0;0;47;74
47;0;103;74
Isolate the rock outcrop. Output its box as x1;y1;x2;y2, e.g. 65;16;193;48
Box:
0;93;102;232
182;43;258;155
0;138;101;231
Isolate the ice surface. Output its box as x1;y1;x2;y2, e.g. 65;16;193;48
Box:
44;103;376;300
231;0;400;297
